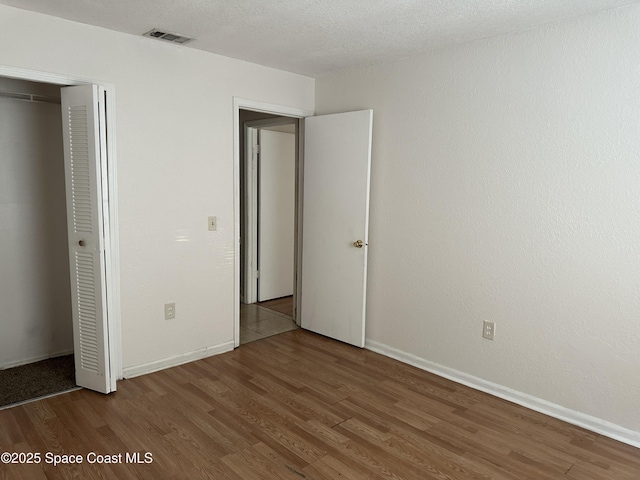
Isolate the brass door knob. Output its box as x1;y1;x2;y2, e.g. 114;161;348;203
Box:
353;240;364;248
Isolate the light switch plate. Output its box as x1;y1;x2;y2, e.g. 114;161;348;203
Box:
208;216;217;231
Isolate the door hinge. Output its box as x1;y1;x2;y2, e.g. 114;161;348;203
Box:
253;144;260;154
255;270;260;278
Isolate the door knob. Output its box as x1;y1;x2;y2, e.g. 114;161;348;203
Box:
353;240;364;248
79;240;86;247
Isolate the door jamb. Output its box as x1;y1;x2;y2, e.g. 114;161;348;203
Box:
233;98;312;348
0;65;122;388
243;125;259;305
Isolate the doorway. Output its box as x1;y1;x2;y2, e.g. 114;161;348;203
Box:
0;65;121;398
239;110;299;344
234;99;373;350
0;77;77;406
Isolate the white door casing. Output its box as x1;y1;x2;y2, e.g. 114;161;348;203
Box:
233;98;312;348
300;110;373;348
61;84;113;393
258;129;296;301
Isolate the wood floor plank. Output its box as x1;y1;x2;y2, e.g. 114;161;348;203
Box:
222;443;294;480
303;453;387;480
0;409;25;447
256;296;294;318
0;329;638;479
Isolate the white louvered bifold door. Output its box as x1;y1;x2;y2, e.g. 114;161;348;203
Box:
61;85;112;394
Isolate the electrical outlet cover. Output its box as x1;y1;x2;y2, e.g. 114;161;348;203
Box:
483;321;495;340
164;302;176;320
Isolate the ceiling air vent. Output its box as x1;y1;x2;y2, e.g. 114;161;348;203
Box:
143;29;193;44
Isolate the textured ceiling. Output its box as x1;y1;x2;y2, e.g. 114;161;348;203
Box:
1;0;637;76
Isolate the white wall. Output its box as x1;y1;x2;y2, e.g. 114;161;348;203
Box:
316;4;640;441
0;5;314;373
0;78;73;368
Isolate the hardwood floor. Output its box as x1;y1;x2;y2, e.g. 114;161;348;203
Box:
0;329;638;479
256;296;294;318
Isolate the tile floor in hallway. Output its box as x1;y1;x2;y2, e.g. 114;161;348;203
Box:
239;301;298;344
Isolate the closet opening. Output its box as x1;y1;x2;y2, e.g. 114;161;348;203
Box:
0;77;76;407
0;66;121;404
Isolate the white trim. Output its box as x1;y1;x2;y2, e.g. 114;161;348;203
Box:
234;98;313;119
0;64;122;386
0;387;82;411
103;85;122;386
0;65;107;88
246;117;298;129
122;341;235;379
243;125;258;304
365;339;640;449
233;97;313;348
294;120;305;326
0;350;75;370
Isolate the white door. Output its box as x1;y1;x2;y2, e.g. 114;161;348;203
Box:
300;110;373;347
61;85;113;394
258;129;296;301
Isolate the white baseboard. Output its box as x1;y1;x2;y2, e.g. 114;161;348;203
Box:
365;339;640;449
123;341;235;379
0;349;74;370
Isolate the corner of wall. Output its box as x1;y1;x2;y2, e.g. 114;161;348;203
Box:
365;339;640;449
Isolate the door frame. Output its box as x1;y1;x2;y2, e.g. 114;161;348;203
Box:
1;65;122;387
243;117;297;305
233;97;313;347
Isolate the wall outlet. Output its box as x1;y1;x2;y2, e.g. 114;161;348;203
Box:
164;302;176;320
482;321;495;340
208;216;217;231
